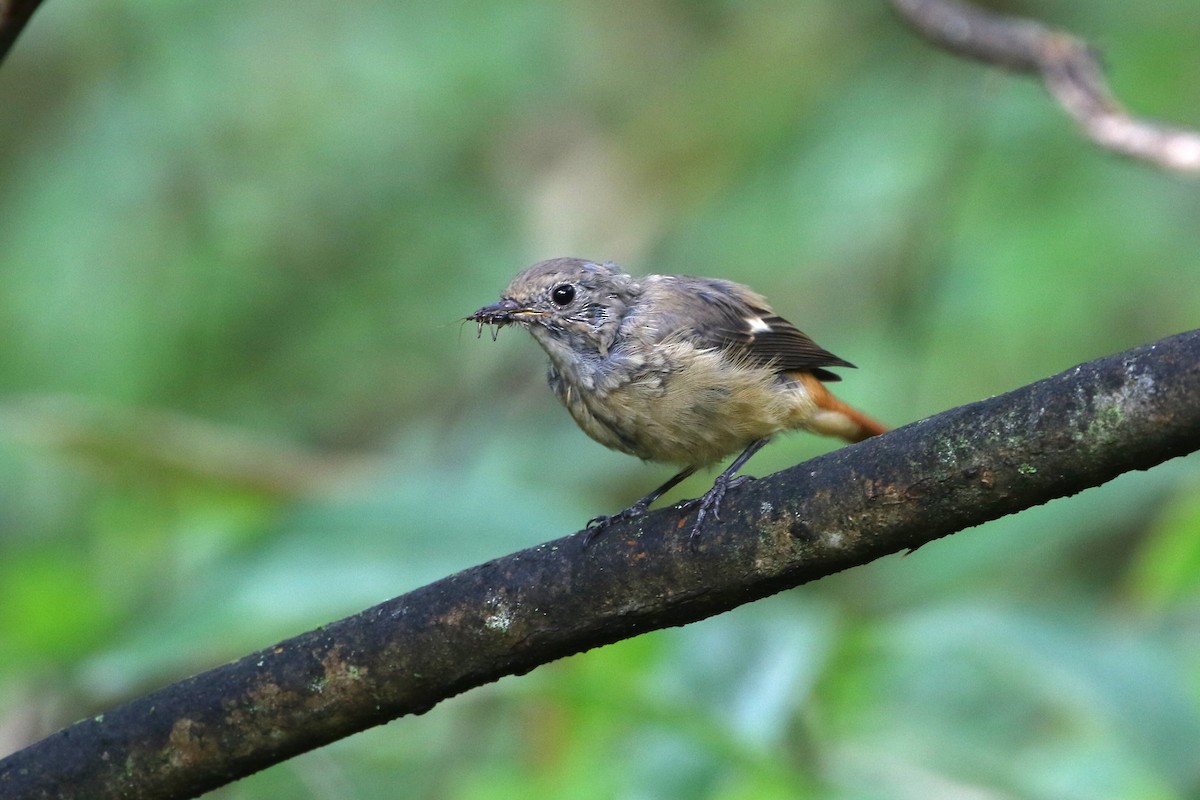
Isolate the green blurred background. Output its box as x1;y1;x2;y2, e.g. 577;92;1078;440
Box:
2;0;1200;797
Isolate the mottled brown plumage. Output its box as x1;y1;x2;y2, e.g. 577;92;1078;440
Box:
469;257;887;540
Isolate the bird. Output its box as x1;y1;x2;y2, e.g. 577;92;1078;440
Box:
468;257;887;542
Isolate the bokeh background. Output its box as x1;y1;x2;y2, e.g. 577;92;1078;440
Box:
2;0;1200;797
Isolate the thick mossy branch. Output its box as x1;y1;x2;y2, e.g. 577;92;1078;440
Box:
2;330;1198;800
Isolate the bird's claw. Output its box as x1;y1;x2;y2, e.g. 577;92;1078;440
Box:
582;502;651;546
583;474;755;548
683;475;755;544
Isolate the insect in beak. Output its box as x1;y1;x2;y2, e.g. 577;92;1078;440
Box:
467;298;540;340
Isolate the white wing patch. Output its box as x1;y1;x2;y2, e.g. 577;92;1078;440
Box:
745;316;773;333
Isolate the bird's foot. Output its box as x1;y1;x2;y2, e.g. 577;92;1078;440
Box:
583;500;652;547
678;475;755;545
583;472;755;548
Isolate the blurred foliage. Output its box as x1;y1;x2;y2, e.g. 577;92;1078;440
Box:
1;0;1199;797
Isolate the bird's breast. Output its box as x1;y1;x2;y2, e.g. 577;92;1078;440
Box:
549;341;817;467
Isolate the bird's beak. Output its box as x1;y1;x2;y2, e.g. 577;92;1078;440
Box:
468;298;523;325
467;298;541;339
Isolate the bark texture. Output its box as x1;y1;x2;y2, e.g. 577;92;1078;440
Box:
2;329;1198;800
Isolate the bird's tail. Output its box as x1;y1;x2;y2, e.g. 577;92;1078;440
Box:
789;372;889;443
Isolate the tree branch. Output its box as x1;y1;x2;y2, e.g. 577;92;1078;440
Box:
0;0;44;65
1;329;1198;799
889;0;1200;173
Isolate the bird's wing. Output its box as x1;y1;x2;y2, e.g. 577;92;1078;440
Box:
648;276;855;381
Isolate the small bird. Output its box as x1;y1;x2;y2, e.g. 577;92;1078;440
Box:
469;257;887;541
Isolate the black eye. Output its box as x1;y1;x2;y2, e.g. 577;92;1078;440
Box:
550;284;576;306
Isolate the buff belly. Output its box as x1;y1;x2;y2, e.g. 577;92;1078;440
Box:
557;347;820;467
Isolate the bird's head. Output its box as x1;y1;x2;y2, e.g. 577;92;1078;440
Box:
468;257;638;356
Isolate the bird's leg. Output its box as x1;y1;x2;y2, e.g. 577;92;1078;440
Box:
682;437;771;542
584;465;698;545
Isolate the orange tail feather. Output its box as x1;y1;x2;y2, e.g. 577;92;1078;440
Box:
792;372;889;443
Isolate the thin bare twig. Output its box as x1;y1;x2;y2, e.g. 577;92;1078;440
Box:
0;0;45;64
0;395;380;496
890;0;1200;172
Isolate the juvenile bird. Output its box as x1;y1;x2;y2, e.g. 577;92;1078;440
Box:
469;257;887;541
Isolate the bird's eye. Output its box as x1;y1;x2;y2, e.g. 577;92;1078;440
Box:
550;284;576;306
